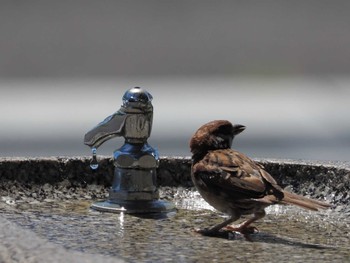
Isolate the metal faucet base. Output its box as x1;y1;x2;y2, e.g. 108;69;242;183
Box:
90;199;176;214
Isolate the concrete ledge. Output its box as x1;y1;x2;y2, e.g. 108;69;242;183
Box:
0;156;349;206
0;156;349;262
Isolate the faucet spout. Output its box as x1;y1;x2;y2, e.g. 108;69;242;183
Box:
84;110;127;148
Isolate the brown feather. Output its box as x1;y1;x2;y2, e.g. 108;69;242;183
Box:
280;191;331;211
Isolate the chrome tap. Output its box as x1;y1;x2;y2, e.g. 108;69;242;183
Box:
84;87;174;214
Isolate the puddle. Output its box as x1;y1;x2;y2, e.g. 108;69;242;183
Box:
0;187;349;262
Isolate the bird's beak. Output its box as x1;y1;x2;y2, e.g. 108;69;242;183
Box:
232;124;246;135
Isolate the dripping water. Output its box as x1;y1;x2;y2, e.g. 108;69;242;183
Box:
90;147;99;170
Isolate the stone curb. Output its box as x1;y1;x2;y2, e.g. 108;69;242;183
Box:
0;157;349;262
0;156;349;203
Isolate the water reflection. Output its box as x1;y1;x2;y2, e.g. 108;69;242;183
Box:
118;212;124;237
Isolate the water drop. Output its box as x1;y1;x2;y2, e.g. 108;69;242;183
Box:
90;147;99;170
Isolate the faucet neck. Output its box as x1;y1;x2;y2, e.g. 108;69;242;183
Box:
125;138;146;144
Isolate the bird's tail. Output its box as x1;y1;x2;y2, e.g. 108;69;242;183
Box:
280;191;331;211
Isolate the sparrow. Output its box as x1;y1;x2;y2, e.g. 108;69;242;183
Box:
190;120;331;236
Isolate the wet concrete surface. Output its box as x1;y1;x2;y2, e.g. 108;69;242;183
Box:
0;157;349;262
0;187;349;263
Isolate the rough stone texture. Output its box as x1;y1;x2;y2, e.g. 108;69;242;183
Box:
0;156;114;186
0;156;349;205
257;159;350;206
0;157;349;262
157;156;192;187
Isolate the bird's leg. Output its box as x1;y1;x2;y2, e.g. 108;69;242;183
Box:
224;210;266;234
195;214;240;236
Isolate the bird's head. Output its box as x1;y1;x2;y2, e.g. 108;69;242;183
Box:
189;120;245;158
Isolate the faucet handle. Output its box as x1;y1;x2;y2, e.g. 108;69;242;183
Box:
84;111;127;148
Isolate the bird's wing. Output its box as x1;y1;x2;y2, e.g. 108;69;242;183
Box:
193;149;272;199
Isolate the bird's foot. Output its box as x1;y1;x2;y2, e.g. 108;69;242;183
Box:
223;224;259;235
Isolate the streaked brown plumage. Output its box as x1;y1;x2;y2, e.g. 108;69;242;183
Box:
190;120;331;236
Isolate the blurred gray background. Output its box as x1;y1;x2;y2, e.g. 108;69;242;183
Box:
1;1;349;161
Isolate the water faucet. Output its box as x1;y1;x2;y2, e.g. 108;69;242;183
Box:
84;87;175;214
